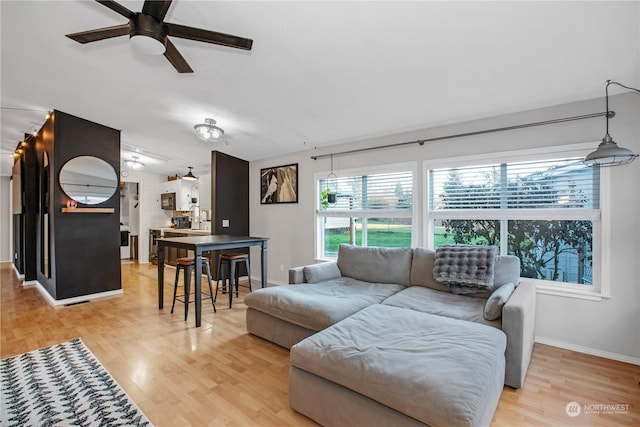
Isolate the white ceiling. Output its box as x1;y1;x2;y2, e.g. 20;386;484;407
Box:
2;1;639;177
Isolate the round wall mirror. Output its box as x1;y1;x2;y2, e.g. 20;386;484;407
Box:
59;156;118;205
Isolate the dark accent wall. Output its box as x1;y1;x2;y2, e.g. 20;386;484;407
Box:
11;135;37;280
211;151;249;236
211;151;249;277
33;110;121;300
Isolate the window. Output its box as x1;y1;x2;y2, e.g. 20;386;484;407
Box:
316;164;415;259
427;156;601;291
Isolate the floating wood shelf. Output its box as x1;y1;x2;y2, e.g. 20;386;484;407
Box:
61;207;115;213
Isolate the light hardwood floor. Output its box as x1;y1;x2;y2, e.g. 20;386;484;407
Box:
1;262;638;426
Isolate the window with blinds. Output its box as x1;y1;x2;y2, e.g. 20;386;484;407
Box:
317;166;415;259
427;157;600;287
430;158;599;213
319;171;413;214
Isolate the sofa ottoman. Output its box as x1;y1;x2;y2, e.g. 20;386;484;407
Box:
289;304;506;427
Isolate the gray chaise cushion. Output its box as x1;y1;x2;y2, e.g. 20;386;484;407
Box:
291;304;506;427
337;244;413;286
382;286;502;328
244;278;405;331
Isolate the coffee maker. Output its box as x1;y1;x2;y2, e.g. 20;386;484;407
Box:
171;216;191;229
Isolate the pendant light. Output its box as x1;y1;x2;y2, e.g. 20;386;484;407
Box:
182;166;198;181
584;80;639;167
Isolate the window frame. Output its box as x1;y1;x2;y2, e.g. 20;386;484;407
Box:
423;142;610;301
315;161;418;261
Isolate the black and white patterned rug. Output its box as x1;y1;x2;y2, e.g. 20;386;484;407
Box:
1;338;153;426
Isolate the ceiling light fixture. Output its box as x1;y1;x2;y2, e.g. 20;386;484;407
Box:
182;167;198;181
194;118;225;142
584;80;640;167
124;155;145;170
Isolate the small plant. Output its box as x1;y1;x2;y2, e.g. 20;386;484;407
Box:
320;188;331;209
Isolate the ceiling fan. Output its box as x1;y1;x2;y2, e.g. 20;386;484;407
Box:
66;0;253;73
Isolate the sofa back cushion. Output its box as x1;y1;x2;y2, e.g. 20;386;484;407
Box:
410;248;521;296
493;255;521;288
409;248;449;291
337;244;413;286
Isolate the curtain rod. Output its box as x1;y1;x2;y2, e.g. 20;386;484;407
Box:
311;111;612;160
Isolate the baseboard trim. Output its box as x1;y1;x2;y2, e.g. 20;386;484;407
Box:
32;281;123;307
249;275;286;288
11;263;24;280
535;336;640;366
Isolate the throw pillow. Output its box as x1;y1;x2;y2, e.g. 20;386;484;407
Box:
484;282;515;320
303;262;341;283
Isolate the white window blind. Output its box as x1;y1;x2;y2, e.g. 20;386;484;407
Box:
430;158;599;213
319;170;413;216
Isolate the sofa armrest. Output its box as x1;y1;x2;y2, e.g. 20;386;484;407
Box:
502;280;536;389
289;266;305;284
289;261;341;284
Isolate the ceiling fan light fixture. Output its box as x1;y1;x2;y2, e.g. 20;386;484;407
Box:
194;118;225;142
182;166;198;181
124;155;145;170
130;34;166;55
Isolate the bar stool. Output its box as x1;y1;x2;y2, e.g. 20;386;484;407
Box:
171;256;216;321
216;253;251;308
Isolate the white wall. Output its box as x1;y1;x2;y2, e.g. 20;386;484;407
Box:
0;176;11;262
249;93;640;362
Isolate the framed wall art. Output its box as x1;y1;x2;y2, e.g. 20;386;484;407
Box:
260;163;298;204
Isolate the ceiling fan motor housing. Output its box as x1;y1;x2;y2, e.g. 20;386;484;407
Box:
129;13;166;54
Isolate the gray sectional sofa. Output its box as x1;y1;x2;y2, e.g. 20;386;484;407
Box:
244;244;536;427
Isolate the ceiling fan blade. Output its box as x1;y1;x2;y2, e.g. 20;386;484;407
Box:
96;0;135;19
164;39;193;73
166;23;253;50
66;24;130;44
142;0;173;22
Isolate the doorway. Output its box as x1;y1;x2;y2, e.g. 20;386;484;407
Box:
120;182;140;261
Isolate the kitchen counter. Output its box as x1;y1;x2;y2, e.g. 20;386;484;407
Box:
157;228;212;236
149;228;213;266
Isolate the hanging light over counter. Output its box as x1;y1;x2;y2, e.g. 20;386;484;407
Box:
182;166;198;181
